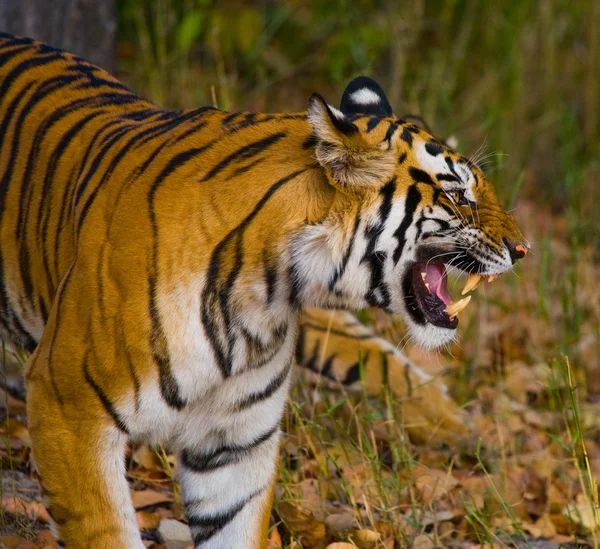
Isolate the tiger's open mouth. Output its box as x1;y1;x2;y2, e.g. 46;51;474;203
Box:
404;259;498;329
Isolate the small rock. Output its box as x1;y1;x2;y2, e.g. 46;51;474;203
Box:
325;512;359;537
326;544;356;549
158;519;192;549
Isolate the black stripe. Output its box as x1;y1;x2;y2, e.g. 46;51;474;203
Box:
225;111;260;133
263;248;277;306
230;156;265;178
366;117;382;133
0;34;35;46
343;353;369;385
83;360;129;434
0;51;63;104
302;339;321;374
171;116;214;143
222;111;241;125
74;122;131;206
328;211;361;291
294;324;305;365
132;110;208;149
409;167;436;186
425;141;444;156
201;170;305;377
189;487;265;544
298;321;375;341
0;77;40;348
37;111;106;290
436;173;460;182
392;185;422;265
76;113;205;233
302;133;318;149
45;265;75;406
147;147;214;409
0;44;34;77
181;425;278;473
320;353;337;378
242;323;288;369
235;361;292;411
52;118;123;278
438;202;458;218
383;122;398;144
400;127;413;146
200;132;286;182
75;125;135;231
16;75;83;306
287;262;303;308
361;178;396;309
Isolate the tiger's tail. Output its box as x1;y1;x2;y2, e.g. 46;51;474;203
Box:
296;308;469;443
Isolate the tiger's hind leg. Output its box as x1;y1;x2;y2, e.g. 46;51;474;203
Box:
25;334;144;548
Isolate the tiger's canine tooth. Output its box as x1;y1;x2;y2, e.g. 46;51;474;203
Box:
446;295;472;317
461;273;482;295
421;272;426;280
487;274;498;282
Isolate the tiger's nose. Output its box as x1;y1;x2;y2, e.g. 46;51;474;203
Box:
503;237;529;264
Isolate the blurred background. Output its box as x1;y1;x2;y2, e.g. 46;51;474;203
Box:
2;1;600;545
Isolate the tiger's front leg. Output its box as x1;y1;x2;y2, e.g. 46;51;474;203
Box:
177;383;287;548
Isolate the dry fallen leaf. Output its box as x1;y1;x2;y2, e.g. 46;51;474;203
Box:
131;489;173;509
275;502;327;549
563;501;600;533
350;528;381;549
3;418;31;446
1;496;28;516
26;500;50;523
136;510;161;530
132;445;164;471
36;530;59;548
412;465;459;503
0;536;28;549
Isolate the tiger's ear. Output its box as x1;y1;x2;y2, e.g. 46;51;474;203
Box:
307;93;396;193
339;76;393;118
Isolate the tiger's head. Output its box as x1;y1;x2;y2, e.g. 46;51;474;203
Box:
296;76;528;348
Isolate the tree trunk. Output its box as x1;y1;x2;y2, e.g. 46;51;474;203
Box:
0;0;116;73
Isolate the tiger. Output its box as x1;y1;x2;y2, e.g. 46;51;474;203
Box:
0;33;528;549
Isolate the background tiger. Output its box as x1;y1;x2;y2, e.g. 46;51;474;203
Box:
0;34;527;548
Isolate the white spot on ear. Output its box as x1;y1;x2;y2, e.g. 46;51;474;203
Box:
349;88;381;106
328;105;346;120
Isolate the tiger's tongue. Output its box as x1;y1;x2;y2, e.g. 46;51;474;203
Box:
424;263;452;305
